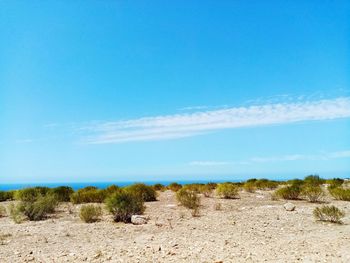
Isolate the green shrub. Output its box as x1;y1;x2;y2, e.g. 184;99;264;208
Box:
206;182;217;190
216;183;239;199
313;205;345;223
124;183;157;202
0;191;14;202
326;178;344;189
176;189;201;209
301;185;325;203
275;185;302;200
105;191;145;223
329;187;350;201
49;186;74;202
199;184;213;197
182;184;203;193
243;182;256;193
79;204;102;223
246;178;257;183
0;205;6;217
254;179;279;190
304;175;325;186
105;185;121;195
15;188;42;202
20;194;59;221
168;182;182;192
287;179;304;187
70;187;107;204
8;203;25;223
152;184;166;191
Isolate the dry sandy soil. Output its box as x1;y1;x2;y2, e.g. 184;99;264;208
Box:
0;190;349;263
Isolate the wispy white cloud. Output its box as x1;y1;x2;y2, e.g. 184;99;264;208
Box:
189;161;231;166
81;97;350;144
189;150;350;166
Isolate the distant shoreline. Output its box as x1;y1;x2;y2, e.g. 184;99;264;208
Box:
0;180;239;191
1;177;349;191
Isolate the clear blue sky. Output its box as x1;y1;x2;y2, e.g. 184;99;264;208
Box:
1;1;350;183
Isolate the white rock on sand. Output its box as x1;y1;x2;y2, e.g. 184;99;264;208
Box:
283;202;296;211
131;215;149;225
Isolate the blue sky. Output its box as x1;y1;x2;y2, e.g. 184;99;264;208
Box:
1;1;350;183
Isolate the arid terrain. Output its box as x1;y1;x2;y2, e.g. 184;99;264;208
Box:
0;190;349;263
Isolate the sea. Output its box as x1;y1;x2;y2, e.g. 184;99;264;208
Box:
0;180;239;191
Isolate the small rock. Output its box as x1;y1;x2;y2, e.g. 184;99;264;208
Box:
284;203;296;211
131;215;149;225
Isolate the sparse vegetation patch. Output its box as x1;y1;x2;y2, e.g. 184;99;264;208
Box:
313;205;345;224
80;204;102;223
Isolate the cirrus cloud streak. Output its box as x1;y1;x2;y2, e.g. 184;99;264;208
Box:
82;97;350;144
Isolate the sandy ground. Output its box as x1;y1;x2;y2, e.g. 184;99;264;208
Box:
0;190;349;263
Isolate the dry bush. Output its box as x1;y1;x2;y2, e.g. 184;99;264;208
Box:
176;188;201;210
79;204;102;223
105;185;121;195
20;194;59;221
8;203;25;224
313;205;345;224
254;179;279;190
49;186;74;202
301;185;326;203
0;191;14;202
216;183;239;199
243;182;256;193
168;182;182;192
274;185;302;200
199;184;213;197
152;184;166;192
70;187;107;204
124;183;157;202
329;187;350;201
105;191;145;223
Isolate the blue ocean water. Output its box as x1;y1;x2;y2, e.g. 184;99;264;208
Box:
0;180;239;191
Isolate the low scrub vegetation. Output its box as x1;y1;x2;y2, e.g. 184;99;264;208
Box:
313;205;345;224
70;187;107;204
105;185;121;195
152;184;166;191
0;191;14;202
176;189;201;217
49;186;74;202
301;185;325;203
199;184;214;197
105;191;145;223
8;203;25;224
168;182;182;192
275;184;302;200
14;187;47;202
329;187;350;201
176;189;200;209
326;178;344;189
304;175;325;186
20;194;59;221
79;204;102;223
182;184;203;193
124;183;157;202
254;179;279;190
216;183;239;199
243;181;256;193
